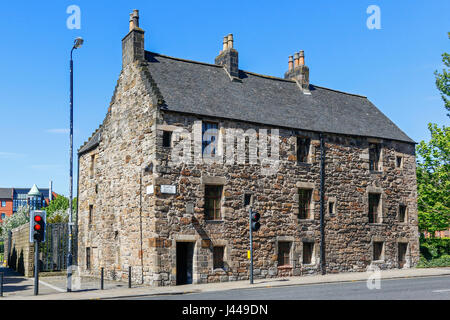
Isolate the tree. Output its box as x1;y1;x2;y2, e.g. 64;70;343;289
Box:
434;32;450;118
417;33;450;236
43;195;77;223
0;206;30;239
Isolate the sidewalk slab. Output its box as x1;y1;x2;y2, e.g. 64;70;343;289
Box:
3;267;450;300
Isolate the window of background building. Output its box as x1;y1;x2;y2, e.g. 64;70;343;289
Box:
298;189;312;219
162;131;172;148
1;201;5;207
1;213;5;220
399;204;407;223
368;193;381;223
369;143;381;171
202;122;218;157
213;246;224;269
373;242;384;261
296;137;310;163
204;185;223;220
278;242;291;266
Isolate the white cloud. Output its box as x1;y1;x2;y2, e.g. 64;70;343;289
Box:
46;128;69;134
0;152;26;159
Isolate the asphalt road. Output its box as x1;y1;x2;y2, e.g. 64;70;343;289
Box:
120;275;450;300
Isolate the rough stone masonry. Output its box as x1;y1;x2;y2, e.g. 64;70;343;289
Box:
77;10;419;286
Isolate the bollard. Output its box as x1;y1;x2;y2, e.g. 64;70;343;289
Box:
100;267;104;290
128;266;131;289
0;272;3;297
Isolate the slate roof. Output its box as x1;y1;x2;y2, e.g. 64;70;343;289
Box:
0;188;13;199
78;125;102;155
78;51;414;153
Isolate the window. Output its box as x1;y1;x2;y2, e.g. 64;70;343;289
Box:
399;204;407;223
396;156;403;168
1;213;5;220
95;184;98;194
202;122;219;157
89;205;93;225
303;242;314;264
296;137;310;163
398;243;408;268
1;201;5;207
328;201;335;215
368;193;381;223
162;131;172;148
278;242;291;266
213;246;224;269
244;193;252;207
369;143;381;171
204;185;223;220
86;247;91;269
90;154;96;178
298;189;312;219
373;242;384;261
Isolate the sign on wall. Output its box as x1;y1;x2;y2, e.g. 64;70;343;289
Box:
161;185;176;194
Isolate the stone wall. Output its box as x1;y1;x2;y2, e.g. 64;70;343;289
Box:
78;92;419;286
5;223;34;277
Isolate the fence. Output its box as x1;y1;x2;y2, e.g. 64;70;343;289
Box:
5;222;78;275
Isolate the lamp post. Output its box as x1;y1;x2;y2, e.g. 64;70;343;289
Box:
68;37;83;292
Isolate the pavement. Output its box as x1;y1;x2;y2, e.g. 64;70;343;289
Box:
1;266;450;300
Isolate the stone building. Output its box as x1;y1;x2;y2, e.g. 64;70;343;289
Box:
77;10;419;286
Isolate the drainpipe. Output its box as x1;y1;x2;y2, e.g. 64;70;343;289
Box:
319;132;326;275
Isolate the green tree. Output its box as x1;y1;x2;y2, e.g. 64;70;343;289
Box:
43;195;77;223
417;32;450;236
434;32;450;117
0;206;30;239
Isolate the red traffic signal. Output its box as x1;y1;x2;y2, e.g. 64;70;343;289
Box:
251;210;261;232
31;211;46;242
34;215;42;222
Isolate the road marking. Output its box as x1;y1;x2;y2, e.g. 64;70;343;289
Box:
432;289;450;293
39;280;65;293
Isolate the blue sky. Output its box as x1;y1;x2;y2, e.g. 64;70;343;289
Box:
0;0;449;196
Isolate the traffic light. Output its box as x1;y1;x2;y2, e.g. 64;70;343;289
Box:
251;210;261;232
30;211;46;242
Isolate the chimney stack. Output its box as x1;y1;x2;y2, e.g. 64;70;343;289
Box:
284;49;310;94
215;33;239;78
122;9;145;68
288;56;293;71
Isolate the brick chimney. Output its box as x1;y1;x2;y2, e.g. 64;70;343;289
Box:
284;50;310;94
122;9;145;68
215;34;239;78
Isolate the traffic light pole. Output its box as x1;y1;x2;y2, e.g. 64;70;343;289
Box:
249;207;253;285
34;240;39;295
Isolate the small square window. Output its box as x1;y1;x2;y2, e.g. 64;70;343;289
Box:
298;189;312;219
373;242;384;261
162;131;172;148
296;137;311;163
213;246;224;269
86;247;91;269
369;143;382;172
368;193;381;223
303;242;314;264
278;242;291;266
89;205;93;225
244;193;252;207
204;185;223;220
328;201;335;215
399;204;407;223
396;156;403;168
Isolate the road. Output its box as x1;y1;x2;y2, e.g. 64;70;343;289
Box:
117;275;450;300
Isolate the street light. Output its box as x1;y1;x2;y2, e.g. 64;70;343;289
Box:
68;36;83;292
